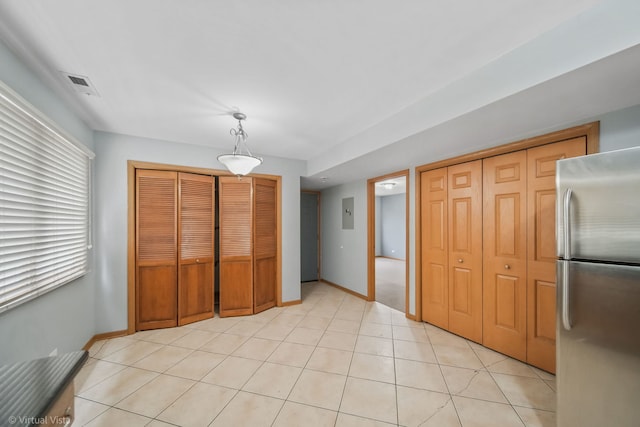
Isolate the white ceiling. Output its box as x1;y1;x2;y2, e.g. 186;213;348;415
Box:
1;0;639;189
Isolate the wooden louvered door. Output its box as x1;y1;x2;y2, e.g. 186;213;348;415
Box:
483;151;528;361
219;176;254;317
526;138;586;372
421;167;449;329
136;170;178;330
448;160;483;343
178;173;214;325
253;178;277;313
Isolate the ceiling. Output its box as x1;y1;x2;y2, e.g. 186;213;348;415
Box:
1;1;639;189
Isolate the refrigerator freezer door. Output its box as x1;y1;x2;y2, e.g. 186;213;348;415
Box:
557;260;640;427
557;146;640;263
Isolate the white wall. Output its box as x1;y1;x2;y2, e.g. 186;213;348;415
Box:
379;194;406;260
0;39;96;364
320;181;368;296
599;104;640;152
93;131;306;333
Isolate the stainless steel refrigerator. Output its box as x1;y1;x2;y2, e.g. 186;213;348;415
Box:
556;146;640;427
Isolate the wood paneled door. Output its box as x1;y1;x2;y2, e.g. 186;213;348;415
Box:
177;173;214;325
483;151;528;361
136;170;178;330
448;160;483;343
416;123;598;372
420;167;449;329
219;176;254;317
526;138;586;372
136;170;215;330
253;178;277;314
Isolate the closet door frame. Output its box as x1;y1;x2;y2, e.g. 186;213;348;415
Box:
415;121;599;323
126;161;282;334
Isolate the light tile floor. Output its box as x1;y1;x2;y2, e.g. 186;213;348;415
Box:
75;282;556;426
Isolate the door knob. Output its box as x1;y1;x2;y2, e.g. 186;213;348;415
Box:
504;264;511;270
196;259;200;263
457;259;463;263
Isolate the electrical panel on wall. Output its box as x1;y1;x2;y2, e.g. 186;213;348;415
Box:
342;197;354;230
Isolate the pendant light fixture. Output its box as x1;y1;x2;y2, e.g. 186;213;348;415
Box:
217;112;263;175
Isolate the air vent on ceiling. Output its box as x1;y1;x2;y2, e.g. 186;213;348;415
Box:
68;75;89;86
59;71;100;97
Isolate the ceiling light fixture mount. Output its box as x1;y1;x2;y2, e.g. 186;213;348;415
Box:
217;112;263;176
381;181;396;190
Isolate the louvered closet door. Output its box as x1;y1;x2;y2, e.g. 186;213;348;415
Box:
178;173;214;325
483;151;527;361
254;178;277;313
526;138;586;373
219;176;253;317
421;168;449;329
136;170;177;330
448;160;483;343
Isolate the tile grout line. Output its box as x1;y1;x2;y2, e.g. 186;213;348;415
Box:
331;299;359;426
424;323;464;427
465;340;515;413
391;316;400;426
202;315;292;426
268;291;328;426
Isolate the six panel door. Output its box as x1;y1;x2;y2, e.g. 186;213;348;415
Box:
219;176;254;317
483;151;528;361
178;172;214;325
420;167;449;329
253;178;277;313
136;170;178;330
448;160;483;343
526;138;586;372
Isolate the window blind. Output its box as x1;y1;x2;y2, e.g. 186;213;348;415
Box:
0;80;94;314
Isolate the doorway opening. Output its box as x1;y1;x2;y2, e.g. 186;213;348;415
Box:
367;170;409;313
300;191;320;283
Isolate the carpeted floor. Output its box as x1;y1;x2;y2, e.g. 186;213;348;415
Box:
375;257;405;312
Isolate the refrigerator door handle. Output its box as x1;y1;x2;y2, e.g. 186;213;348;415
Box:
563;188;573;260
561;188;573;330
561;260;572;330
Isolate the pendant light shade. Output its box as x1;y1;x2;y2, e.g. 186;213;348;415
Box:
217;153;262;176
217;112;263;175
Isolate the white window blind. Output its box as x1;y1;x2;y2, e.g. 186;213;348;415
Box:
0;80;94;314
